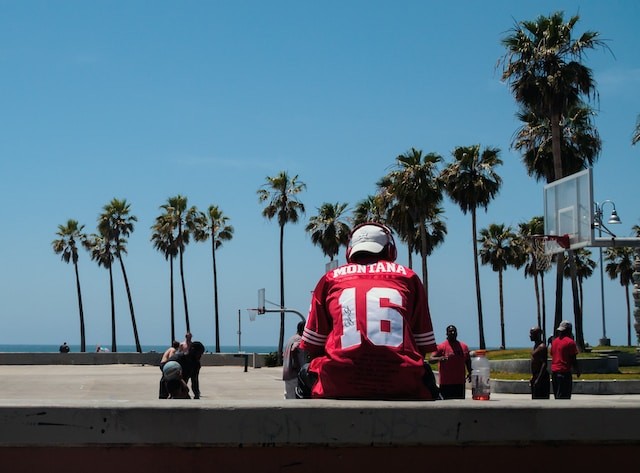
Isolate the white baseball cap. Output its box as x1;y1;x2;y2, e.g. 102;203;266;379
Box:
348;224;388;256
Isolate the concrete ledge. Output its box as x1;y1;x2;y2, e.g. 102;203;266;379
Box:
490;357;620;374
3;400;640;447
0;352;267;368
492;378;640;395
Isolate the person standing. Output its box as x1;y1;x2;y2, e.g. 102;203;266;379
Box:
429;325;471;399
529;326;550;399
159;341;205;399
550;321;580;399
178;332;193;354
282;321;307;399
160;340;180;371
298;222;437;400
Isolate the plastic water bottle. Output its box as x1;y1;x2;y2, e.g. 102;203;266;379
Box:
471;349;491;400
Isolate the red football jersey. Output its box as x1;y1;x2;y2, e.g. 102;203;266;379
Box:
299;260;436;399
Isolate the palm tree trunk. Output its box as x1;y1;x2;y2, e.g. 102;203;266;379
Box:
499;270;505;349
212;238;221;353
118;255;142;353
554;257;564;335
179;246;190;333
541;273;547;342
169;257;175;343
278;224;285;365
471;209;486;349
420;224;428;295
533;272;541;329
625;283;631;346
73;262;86;352
567;251;585;351
109;266;117;353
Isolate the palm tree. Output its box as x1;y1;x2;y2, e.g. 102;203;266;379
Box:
440;144;503;349
513;103;601;183
478;223;523;349
99;198;141;353
500;11;606;182
52;219;88;352
193;205;234;353
257;171;306;363
84;232;118;352
517;216;549;338
500;12;606;339
306;202;351;262
378;148;443;292
563;248;596;350
605;246;636;346
160;195;198;333
352;194;387;226
151;213;179;343
632;115;640;145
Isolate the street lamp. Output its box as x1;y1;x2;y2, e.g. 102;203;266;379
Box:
593;200;622;346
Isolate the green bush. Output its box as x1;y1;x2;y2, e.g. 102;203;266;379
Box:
263;351;279;367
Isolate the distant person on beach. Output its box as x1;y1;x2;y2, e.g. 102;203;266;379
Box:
59;342;70;353
529;326;550;399
178;332;192;354
160;341;180;371
96;345;110;352
282;321;307;399
159;341;205;399
550;320;580;399
298;222;437;400
429;325;471;399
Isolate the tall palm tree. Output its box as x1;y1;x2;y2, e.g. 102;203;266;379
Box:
52;219;88;352
99;198;141;353
193;205;234;353
605;246;635;346
257;171;306;363
440;144;503;349
478;223;523;349
500;12;606;338
151;213;179;343
84;232;118;352
563;248;596;350
160;195;198;333
306;202;351;262
378;148;443;293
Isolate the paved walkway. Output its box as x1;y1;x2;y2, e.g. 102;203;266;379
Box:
2;364;640;404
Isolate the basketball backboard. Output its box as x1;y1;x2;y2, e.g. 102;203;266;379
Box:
543;168;594;251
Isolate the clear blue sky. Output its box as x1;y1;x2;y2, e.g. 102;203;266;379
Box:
1;1;638;350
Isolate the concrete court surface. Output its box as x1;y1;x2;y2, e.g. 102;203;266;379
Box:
1;363;640;404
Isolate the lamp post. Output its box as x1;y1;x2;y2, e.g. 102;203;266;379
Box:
593;200;622;346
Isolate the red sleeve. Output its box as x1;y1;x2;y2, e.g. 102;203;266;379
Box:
410;273;436;354
299;276;329;358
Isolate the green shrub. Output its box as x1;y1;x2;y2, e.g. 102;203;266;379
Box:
263;351;279;367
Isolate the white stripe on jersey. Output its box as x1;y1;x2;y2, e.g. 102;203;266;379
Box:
302;327;326;346
414;331;436;346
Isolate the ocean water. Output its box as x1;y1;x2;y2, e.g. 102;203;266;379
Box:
0;344;277;354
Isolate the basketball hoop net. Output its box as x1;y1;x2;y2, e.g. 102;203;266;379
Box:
529;234;570;271
246;309;258;322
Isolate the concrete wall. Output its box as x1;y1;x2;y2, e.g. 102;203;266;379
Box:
0;352;266;368
1;401;639;472
490;356;620;374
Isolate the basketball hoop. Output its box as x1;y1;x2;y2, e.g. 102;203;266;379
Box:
246;309;258;322
529;234;570;271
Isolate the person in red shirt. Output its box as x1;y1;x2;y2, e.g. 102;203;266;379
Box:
550;320;580;399
429;325;472;399
298;222;438;400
